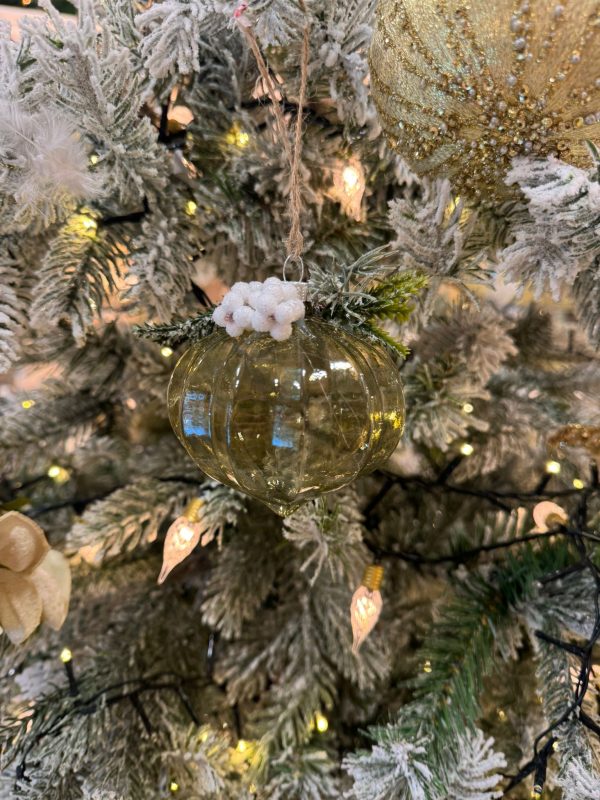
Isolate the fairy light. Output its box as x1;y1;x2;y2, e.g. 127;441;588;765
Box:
158;498;205;584
225;122;250;148
350;564;384;654
21;399;35;409
185;200;198;216
497;708;507;722
89;154;99;165
462;402;474;414
573;478;584;490
78;217;97;237
161;346;174;358
330;157;366;220
341;164;361;194
532;501;568;533
545;460;561;475
70;213;98;238
230;738;256;767
47;465;70;483
423;660;432;673
125;397;137;410
168;105;194;127
169;781;179;793
460;442;474;456
314;712;329;733
59;648;79;696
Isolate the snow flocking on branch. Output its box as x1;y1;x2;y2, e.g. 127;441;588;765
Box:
135;0;223;80
22;0;167;206
557;757;600;800
343;738;433;800
444;729;506;800
501;153;600;299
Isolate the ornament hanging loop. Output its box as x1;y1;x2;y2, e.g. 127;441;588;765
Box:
283;254;305;283
236;4;310;263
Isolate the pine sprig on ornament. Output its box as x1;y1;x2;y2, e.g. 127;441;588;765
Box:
134;308;215;349
308;245;427;356
136;247;426;357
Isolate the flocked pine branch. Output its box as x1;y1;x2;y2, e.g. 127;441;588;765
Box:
0;243;27;372
501;149;600;301
67;478;192;564
388;178;490;311
30;214;126;343
344;539;574;798
134;310;215;348
282;489;365;584
24;0;166;206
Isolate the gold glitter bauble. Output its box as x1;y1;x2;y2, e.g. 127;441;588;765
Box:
548;424;600;458
167;319;405;516
370;0;600;201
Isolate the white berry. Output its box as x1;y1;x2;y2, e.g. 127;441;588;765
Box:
247;288;262;309
233;305;254;329
212;306;229;326
220;292;244;313
230;281;250;301
274;299;305;325
280;282;301;301
255;290;281;316
225;321;244;337
251;310;273;332
270;322;293;341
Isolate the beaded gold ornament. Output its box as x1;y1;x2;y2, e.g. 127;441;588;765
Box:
548;424;600;459
370;0;600;202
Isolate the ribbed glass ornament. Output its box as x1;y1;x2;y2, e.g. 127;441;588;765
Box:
168;319;405;516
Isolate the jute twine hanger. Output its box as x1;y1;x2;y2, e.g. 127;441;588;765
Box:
236;1;311;275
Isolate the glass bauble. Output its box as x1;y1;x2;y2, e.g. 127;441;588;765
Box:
168;319;405;516
370;0;600;202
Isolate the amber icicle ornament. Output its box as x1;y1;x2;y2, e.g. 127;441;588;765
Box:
370;0;600;203
167;319;405;516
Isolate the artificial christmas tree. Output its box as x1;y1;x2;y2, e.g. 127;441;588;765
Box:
0;1;599;798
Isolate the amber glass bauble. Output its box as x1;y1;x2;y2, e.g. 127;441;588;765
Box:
371;0;600;202
168;319;405;516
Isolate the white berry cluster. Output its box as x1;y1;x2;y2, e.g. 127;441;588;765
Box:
212;277;306;341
